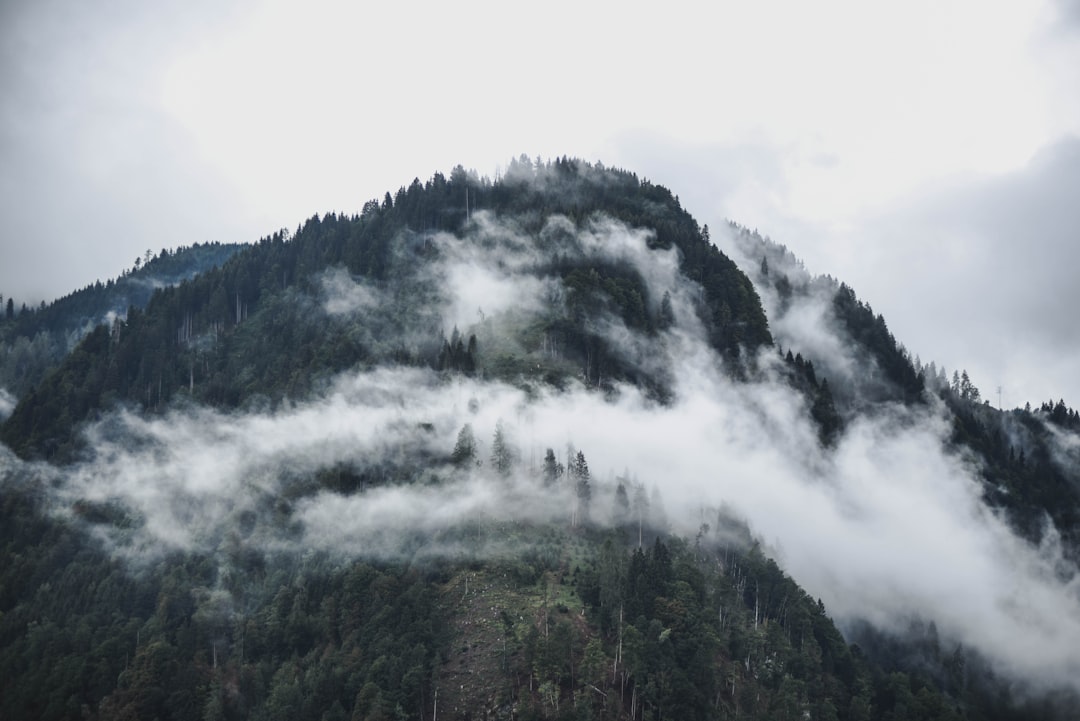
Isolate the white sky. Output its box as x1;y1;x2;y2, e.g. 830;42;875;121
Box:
2;0;1080;406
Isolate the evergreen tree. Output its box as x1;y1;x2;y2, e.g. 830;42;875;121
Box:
451;423;478;468
491;421;513;478
543;447;564;487
959;370;980;403
614;482;631;526
658;291;675;330
631;484;649;548
811;378;842;446
573;450;591;526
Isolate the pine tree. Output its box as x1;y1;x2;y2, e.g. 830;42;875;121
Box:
658;291;675;330
573;450;591;526
959;370;980;402
811;378;842;446
451;424;478;468
491;421;513;478
542;448;564;487
614;482;630;525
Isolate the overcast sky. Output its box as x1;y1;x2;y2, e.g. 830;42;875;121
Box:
2;0;1079;406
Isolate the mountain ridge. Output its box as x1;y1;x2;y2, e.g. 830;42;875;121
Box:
0;241;243;409
1;157;1079;720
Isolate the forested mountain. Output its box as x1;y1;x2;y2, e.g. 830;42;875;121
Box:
1;159;767;461
1;157;1079;721
0;242;242;406
729;228;1080;565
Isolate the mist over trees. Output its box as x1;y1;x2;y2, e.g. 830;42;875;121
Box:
1;158;769;461
732;224;1080;563
1;157;1079;720
0;242;241;403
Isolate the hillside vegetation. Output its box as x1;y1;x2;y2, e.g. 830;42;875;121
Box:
1;157;1078;720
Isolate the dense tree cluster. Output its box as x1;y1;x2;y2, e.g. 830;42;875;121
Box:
0;243;241;402
0;481;446;721
1;158;770;461
830;283;924;405
8;455;1058;721
778;348;842;445
3;159;1079;720
1039;398;1080;430
737;228;1080;587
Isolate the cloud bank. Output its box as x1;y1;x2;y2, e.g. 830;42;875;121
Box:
2;211;1079;696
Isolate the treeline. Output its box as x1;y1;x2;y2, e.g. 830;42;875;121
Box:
3;396;1076;719
1;158;770;460
6;461;1059;721
0;242;241;401
777;347;842;445
0;479;447;721
744;225;925;413
943;395;1080;564
739;225;1080;569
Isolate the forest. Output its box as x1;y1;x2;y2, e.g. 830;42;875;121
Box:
2;157;1079;720
0;242;242;403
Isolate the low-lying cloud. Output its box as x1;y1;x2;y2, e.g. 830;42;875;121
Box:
2;210;1079;696
0;388;15;420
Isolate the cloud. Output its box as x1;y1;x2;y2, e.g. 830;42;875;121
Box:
722;231;862;387
1053;0;1080;29
428;213;552;334
695;132;1080;411
826;135;1080;408
2;206;1080;697
0;388;15;420
320;267;383;316
0;0;255;305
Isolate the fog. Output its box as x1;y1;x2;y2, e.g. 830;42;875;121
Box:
2;210;1079;695
0;388;14;420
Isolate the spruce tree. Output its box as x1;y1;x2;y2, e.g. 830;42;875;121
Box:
451;424;478;468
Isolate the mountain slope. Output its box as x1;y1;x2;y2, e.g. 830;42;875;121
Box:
0;241;242;406
1;158;769;460
1;157;1078;721
727;225;1080;564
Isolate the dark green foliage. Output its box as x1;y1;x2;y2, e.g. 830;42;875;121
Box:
2;159;770;461
0;243;242;401
491;421;515;478
450;423;478;468
944;395;1080;565
0;481;447;721
737;225;1080;574
1040;398;1080;431
831;283;924;405
543;448;564;487
572;451;591;525
3;158;1078;721
564;529;998;721
437;328;477;374
3;470;1074;720
780;349;843;445
735;227;925;413
811;378;842;446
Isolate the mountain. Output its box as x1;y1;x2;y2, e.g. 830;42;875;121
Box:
1;159;768;461
727;227;1080;564
0;241;243;409
1;157;1079;721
